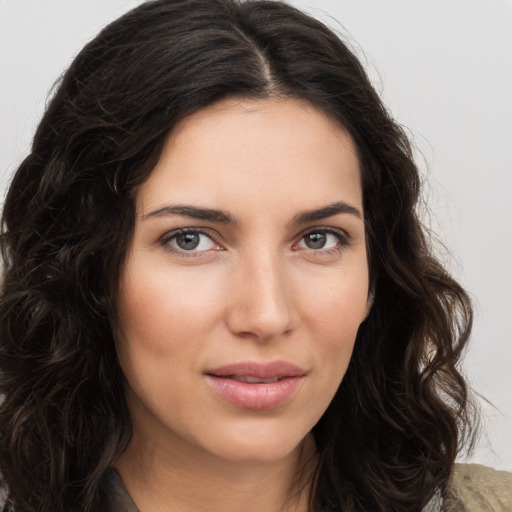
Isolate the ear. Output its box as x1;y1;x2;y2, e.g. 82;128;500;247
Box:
363;291;374;320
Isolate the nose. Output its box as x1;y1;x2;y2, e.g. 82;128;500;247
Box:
226;252;295;342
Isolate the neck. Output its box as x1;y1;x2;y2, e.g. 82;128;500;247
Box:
114;429;317;512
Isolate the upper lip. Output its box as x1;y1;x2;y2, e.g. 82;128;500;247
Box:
206;361;306;379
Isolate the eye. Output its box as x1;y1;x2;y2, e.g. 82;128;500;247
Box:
296;229;349;251
160;229;220;254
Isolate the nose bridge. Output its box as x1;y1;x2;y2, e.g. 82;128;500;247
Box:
227;246;293;341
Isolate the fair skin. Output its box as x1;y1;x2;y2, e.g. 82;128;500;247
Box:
114;97;371;512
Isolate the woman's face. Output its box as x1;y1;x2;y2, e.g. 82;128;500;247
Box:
116;98;371;465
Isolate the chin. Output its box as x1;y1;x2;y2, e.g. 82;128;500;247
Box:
215;445;301;466
201;423;311;466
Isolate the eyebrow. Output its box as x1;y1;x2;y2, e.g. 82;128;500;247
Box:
291;201;362;224
142;201;362;224
142;205;235;223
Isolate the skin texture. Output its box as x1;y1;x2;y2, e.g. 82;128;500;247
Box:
114;98;371;512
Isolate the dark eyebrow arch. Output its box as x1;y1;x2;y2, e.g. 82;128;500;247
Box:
142;204;235;224
292;201;362;224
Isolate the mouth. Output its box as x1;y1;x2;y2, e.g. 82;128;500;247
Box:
204;361;305;410
206;360;305;380
228;375;281;384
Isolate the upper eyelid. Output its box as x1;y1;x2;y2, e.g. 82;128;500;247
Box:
160;225;349;237
160;227;218;242
297;225;351;241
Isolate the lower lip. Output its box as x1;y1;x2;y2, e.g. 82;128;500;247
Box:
205;375;302;410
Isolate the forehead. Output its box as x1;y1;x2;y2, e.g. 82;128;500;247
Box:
136;97;362;217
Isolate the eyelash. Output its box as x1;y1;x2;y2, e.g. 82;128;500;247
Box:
158;227;352;257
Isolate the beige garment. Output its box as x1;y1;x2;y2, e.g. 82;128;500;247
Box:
444;463;512;512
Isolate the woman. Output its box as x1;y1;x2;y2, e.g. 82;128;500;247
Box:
0;1;510;511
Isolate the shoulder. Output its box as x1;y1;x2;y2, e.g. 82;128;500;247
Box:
444;463;512;512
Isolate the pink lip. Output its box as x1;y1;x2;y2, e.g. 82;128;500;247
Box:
205;361;305;410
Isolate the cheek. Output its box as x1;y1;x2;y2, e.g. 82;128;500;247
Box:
115;293;221;435
300;260;369;327
115;264;224;411
298;266;368;378
117;260;225;358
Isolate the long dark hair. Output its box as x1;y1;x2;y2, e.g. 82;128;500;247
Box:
0;1;476;510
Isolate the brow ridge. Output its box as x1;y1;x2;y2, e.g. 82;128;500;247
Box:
143;201;361;225
292;201;362;224
142;205;235;223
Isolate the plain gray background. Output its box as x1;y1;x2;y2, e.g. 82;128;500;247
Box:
1;0;511;471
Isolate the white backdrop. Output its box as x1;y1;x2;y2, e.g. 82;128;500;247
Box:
1;0;511;471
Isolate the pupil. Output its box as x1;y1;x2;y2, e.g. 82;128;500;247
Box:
306;232;326;249
177;233;200;250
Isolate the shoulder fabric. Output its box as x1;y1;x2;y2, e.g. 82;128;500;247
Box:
444;463;512;512
98;467;140;512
